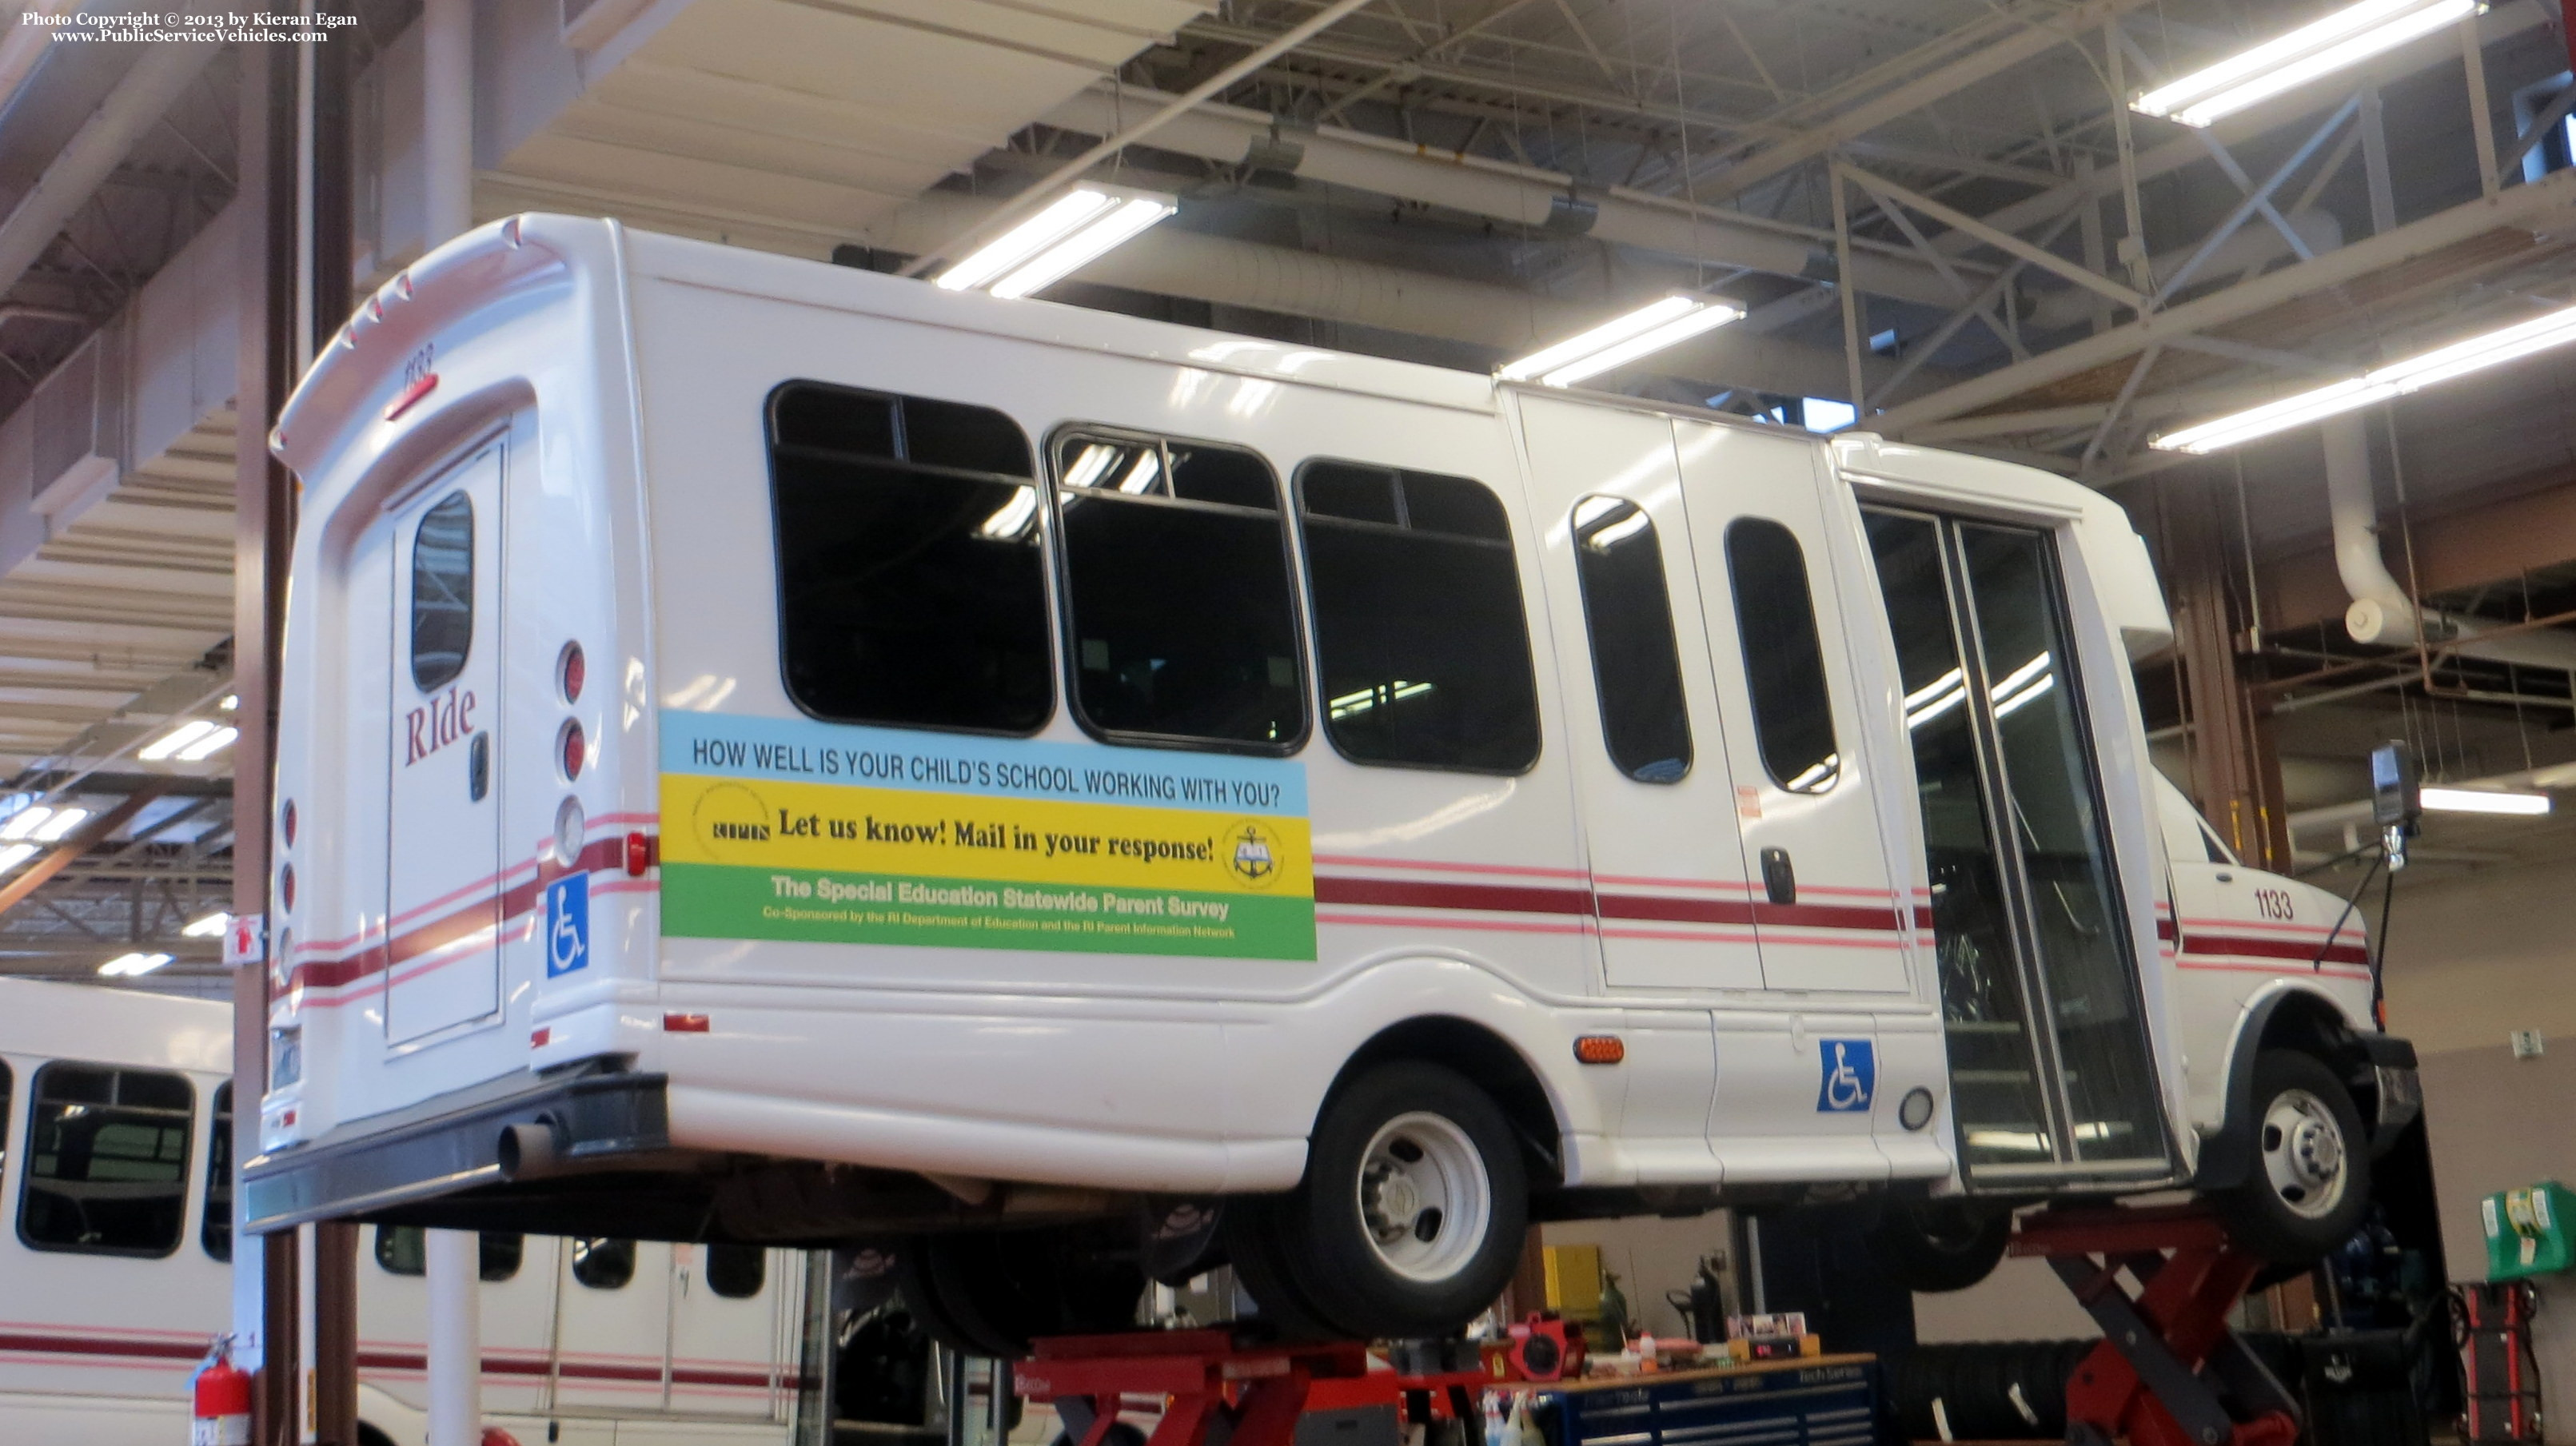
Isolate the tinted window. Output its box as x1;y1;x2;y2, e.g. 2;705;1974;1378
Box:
202;1082;231;1261
572;1236;636;1289
19;1063;191;1256
481;1233;524;1281
1299;462;1539;771
0;1060;10;1181
1055;431;1304;749
409;491;473;692
706;1242;765;1299
374;1225;524;1281
1571;497;1692;783
1725;519;1840;792
770;383;1051;733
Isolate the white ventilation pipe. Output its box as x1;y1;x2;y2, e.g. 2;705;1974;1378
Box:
2325;414;2576;670
1042;86;1979;311
0;42;217;305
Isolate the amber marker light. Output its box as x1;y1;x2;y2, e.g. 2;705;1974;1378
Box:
1573;1035;1626;1065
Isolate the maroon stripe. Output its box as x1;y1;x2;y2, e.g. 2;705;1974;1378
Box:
1751;901;1904;932
1597;893;1757;926
2155;918;2179;942
0;1331;204;1361
2182;932;2370;966
355;1348;788;1389
293;839;638;992
1914;906;1936;930
1313;875;1594;916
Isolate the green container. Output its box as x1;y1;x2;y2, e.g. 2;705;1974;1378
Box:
2481;1181;2576;1279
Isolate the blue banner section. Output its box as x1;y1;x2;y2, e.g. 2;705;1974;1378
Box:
660;710;1307;816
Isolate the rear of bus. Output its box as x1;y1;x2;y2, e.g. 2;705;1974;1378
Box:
253;216;660;1190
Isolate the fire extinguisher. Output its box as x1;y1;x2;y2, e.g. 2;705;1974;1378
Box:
191;1333;252;1446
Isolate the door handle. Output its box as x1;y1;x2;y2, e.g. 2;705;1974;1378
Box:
468;731;491;803
1760;846;1796;906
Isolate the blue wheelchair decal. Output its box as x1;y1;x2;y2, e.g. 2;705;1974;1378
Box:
544;872;590;978
1816;1038;1875;1113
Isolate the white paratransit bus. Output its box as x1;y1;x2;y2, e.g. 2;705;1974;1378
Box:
242;213;2420;1351
0;977;805;1446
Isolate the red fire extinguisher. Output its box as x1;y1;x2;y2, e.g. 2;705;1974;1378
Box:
191;1333;252;1445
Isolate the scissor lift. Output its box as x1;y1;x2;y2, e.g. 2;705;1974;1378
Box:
2014;1204;2303;1446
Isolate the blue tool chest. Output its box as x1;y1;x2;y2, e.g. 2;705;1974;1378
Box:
1534;1356;1877;1446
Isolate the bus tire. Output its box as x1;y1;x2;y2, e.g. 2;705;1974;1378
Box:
2212;1050;2370;1263
894;1225;1143;1359
1266;1061;1528;1341
1868;1200;2013;1293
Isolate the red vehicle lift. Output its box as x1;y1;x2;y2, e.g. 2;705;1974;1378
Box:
2013;1204;2302;1446
1015;1330;1489;1446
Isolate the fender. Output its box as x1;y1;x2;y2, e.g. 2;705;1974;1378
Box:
2193;982;2415;1190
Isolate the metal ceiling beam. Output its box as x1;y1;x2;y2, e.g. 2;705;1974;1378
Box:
0;779;167;922
0;42;218;313
1695;0;2155;202
1874;164;2576;433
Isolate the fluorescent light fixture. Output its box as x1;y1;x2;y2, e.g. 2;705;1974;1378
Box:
935;185;1177;300
1500;293;1746;388
182;910;231;938
30;807;86;842
0;805;47;841
220;693;238;711
2134;0;2482;128
99;951;173;978
138;719;217;761
2420;786;2552;815
175;725;237;763
0;843;35;873
2153;300;2576;452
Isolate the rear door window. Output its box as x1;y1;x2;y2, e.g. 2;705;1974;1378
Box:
1725;518;1840;793
409;492;474;692
19;1062;192;1257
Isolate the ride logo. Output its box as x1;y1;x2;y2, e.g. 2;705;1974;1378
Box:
403;683;477;767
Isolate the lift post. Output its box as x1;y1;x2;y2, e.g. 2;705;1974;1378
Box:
1016;1330;1487;1446
2012;1205;2300;1446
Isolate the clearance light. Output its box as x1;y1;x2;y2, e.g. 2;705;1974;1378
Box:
2152;301;2576;452
935;185;1177;300
100;951;173;978
182;911;231;938
1500;293;1745;388
2133;0;2482;128
2420;787;2552;815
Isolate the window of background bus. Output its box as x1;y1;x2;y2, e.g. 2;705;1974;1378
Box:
768;383;1051;733
201;1081;229;1260
19;1062;192;1256
1295;462;1539;771
373;1223;524;1281
1052;430;1306;751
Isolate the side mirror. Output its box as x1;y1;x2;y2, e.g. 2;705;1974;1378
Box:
2371;740;2418;868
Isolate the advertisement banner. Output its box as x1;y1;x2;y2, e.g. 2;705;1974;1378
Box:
658;711;1315;960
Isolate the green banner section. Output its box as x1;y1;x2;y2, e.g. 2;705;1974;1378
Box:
662;862;1318;961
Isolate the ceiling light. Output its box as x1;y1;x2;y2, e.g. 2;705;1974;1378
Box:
30;807;86;843
1499;293;1746;388
99;950;173;978
2133;0;2482;128
935;185;1177;300
0;843;36;873
220;693;238;711
175;726;238;762
0;805;48;842
2420;786;2552;815
139;719;217;761
2152;301;2576;452
182;910;231;938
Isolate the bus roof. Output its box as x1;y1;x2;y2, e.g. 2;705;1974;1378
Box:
0;977;231;1075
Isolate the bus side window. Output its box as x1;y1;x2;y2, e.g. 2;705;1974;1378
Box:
1570;496;1692;783
769;383;1052;734
706;1241;764;1299
1298;461;1539;771
202;1082;232;1261
1054;430;1306;751
19;1062;193;1257
376;1225;523;1281
1724;518;1841;794
0;1059;11;1181
572;1236;636;1289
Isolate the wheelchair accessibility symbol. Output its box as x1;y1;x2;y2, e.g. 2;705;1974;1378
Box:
1816;1038;1875;1113
544;872;589;978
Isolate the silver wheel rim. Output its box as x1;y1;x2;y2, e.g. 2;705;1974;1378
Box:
1356;1111;1491;1283
2258;1086;2348;1221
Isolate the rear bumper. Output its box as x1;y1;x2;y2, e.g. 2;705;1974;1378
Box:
240;1065;669;1233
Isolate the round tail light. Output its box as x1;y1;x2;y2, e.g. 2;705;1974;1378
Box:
558;719;586;781
557;641;586;704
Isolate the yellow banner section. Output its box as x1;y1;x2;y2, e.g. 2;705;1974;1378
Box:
659;772;1313;898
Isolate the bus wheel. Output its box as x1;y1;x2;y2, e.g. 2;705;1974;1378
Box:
1264;1061;1528;1341
894;1225;1143;1358
2214;1050;2370;1263
1868;1201;2013;1293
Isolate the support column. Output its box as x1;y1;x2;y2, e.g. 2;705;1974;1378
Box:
2160;472;2291;870
233;38;301;1446
426;1229;484;1446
